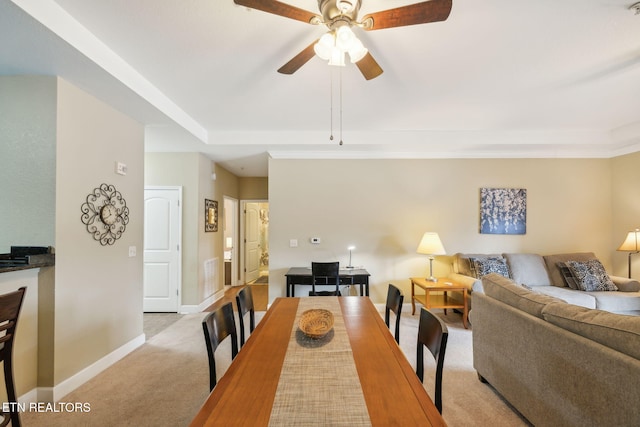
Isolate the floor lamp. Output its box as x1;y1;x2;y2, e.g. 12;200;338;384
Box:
416;232;446;282
617;229;640;278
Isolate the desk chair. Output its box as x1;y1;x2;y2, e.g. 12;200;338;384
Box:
416;308;448;414
202;302;238;391
309;262;342;296
0;287;26;427
385;284;404;343
235;286;255;348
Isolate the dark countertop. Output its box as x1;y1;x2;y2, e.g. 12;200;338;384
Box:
0;261;55;274
0;253;55;274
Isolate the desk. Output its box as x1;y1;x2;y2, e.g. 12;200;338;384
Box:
190;297;446;426
285;267;370;297
410;277;469;329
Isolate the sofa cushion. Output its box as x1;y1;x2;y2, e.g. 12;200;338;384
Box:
587;291;640;313
567;259;618;292
453;253;502;277
543;252;598;287
472;257;511;279
534;286;597;308
482;273;565;318
556;262;580;290
503;253;551;286
611;276;640;292
542;302;640;360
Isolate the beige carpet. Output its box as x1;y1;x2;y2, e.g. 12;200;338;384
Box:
396;311;531;427
21;307;530;426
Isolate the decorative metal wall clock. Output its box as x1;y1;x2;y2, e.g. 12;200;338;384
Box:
81;183;130;245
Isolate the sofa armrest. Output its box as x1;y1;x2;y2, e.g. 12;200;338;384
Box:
448;273;480;293
610;275;640;292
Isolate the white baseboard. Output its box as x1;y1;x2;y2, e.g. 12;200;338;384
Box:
181;288;226;313
31;333;145;403
18;387;38;404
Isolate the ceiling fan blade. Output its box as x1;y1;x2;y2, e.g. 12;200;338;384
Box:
234;0;321;25
355;52;383;80
361;0;452;31
277;40;318;75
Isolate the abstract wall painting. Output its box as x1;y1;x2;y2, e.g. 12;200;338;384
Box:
480;188;527;235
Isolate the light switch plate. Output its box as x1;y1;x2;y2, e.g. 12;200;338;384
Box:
115;162;128;175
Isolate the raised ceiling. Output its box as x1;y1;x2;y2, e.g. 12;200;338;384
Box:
2;0;640;177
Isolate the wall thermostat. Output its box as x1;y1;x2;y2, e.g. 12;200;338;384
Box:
310;237;321;244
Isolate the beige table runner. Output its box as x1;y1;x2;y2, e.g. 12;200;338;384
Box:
269;297;372;426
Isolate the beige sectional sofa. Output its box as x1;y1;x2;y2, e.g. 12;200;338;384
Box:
449;252;640;315
473;273;640;426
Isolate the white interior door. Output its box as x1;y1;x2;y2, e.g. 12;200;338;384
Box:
244;202;260;283
223;197;239;286
143;187;181;312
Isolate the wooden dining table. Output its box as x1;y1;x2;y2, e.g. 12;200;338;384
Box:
190;296;447;426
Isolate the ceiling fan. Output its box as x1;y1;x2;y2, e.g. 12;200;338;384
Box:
233;0;452;80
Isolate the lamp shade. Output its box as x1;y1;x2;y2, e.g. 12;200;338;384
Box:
416;232;446;255
618;229;640;252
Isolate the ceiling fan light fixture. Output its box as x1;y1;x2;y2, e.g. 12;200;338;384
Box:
314;33;335;60
335;25;357;51
348;38;367;63
328;48;346;66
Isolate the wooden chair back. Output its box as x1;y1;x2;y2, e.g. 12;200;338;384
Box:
0;287;26;427
416;308;448;413
235;286;255;348
385;284;404;343
310;262;341;296
202;302;238;391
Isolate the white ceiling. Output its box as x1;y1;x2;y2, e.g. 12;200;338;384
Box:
2;0;640;177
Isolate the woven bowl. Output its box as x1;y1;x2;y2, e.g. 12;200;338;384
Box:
299;309;334;339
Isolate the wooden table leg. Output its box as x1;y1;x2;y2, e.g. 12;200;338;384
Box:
462;289;469;329
443;291;448;315
411;279;416;315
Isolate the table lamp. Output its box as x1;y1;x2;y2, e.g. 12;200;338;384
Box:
617;228;640;278
347;246;355;269
416;232;446;282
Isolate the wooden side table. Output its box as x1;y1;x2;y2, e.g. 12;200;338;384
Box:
410;277;469;329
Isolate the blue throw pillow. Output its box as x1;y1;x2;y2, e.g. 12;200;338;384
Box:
566;259;618;292
471;257;511;279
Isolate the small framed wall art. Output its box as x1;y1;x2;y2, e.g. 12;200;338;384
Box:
205;199;218;232
480;188;527;235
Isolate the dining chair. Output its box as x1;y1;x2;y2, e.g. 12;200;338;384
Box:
309;262;342;296
0;287;26;427
235;286;255;348
416;308;449;414
385;284;404;343
202;302;238;391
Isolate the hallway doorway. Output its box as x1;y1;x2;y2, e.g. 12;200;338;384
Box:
242;200;268;285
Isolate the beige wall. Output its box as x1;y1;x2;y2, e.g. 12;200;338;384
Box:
145;154;241;307
239;177;268;200
269;158;616;303
0;76;145;396
145;152;201;305
612;151;640;276
53;78;144;385
0;76;56;252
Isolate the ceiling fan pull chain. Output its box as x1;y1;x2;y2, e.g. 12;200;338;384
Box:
339;68;343;146
329;68;334;141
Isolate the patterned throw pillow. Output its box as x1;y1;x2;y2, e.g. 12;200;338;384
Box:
566;259;618;292
471;257;511;279
556;262;580;290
